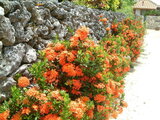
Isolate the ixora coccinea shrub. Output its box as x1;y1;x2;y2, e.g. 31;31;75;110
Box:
0;18;144;120
110;18;145;62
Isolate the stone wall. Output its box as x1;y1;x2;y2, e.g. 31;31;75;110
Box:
0;0;126;102
146;16;160;29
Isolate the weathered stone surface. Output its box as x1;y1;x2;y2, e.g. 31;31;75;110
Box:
23;44;37;63
13;22;34;43
0;41;2;60
0;16;15;46
0;6;4;16
146;16;160;29
0;0;21;15
0;77;16;103
0;0;11;14
0;43;26;78
9;6;31;27
11;64;31;77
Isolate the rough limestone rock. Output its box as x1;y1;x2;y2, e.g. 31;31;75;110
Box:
11;64;31;77
0;0;126;102
0;16;15;46
23;44;37;63
9;6;31;27
0;77;16;103
0;41;2;60
0;6;4;16
0;43;26;78
0;0;11;14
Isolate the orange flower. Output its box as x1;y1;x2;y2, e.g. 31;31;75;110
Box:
75;66;84;76
70;35;79;47
97;105;105;112
41;114;62;120
94;94;106;103
69;99;86;119
67;52;76;62
106;86;113;94
123;66;130;73
111;24;118;29
105;100;110;105
43;69;59;83
94;83;105;89
86;109;93;119
22;98;30;105
121;101;128;107
120;46;126;52
106;27;110;31
18;76;30;87
0;110;10;120
99;18;108;22
71;89;81;95
26;87;39;97
40;102;53;115
106;80;116;94
80;96;90;103
111;111;118;119
11;111;21;120
32;104;39;111
59;51;67;65
95;72;102;79
50;90;63;101
21;107;31;115
36;93;48;101
53;43;65;51
71;50;78;55
72;79;82;90
75;26;89;40
43;47;58;61
62;63;76;77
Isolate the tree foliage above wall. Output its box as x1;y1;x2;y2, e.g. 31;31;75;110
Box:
70;0;122;11
117;0;135;18
61;0;135;12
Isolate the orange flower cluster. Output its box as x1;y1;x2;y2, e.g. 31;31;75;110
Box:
50;90;63;101
43;69;59;83
40;102;53;115
69;99;86;119
18;76;30;88
41;114;62;120
0;110;9;120
99;18;108;24
11;111;21;120
75;26;89;40
110;18;144;62
94;94;106;103
62;63;76;77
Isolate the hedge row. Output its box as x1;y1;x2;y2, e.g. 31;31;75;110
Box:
0;18;144;120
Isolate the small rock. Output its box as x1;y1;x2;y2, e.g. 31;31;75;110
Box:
0;43;26;78
0;16;15;46
23;44;37;63
11;64;31;77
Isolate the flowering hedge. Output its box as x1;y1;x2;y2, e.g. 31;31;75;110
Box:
0;18;144;120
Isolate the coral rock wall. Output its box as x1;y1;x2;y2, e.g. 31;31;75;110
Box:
146;16;160;29
0;0;125;101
